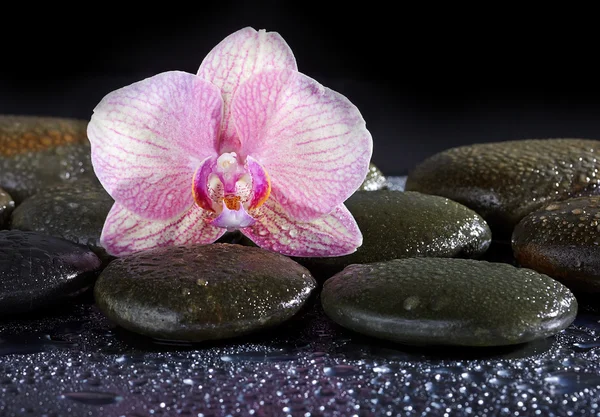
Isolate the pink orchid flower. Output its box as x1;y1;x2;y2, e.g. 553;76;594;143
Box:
87;27;373;257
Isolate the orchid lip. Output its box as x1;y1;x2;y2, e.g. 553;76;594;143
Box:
211;201;256;231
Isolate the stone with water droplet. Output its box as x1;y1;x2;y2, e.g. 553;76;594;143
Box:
0;115;100;203
405;139;600;240
321;258;577;346
94;243;316;341
10;181;114;262
513;196;600;294
294;190;491;280
0;187;14;227
0;230;101;315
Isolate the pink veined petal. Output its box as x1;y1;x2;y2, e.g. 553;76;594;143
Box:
192;155;219;212
88;71;222;220
100;202;225;257
232;69;373;222
242;198;362;257
197;27;297;154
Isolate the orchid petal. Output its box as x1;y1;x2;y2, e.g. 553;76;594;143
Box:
232;69;372;222
197;27;297;154
88;71;222;220
100;202;225;257
242;198;362;257
246;155;271;210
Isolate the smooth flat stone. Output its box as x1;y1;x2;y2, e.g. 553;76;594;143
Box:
10;181;114;262
405;139;600;240
321;258;578;347
512;196;600;293
0;187;14;228
0;230;101;315
0;115;100;203
294;190;491;279
94;243;316;342
359;162;388;191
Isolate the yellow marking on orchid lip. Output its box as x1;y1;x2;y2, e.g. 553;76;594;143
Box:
224;195;241;210
252;168;271;209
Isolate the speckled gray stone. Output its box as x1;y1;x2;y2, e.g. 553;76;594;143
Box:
0;187;14;228
359;163;388;191
405;139;600;240
294;190;491;280
0;115;100;203
512;196;600;293
10;181;114;261
94;243;317;342
321;258;578;346
0;230;102;315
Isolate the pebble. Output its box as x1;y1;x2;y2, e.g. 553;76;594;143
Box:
10;181;114;262
295;190;491;279
0;115;99;203
321;258;578;346
94;243;316;341
512;196;600;293
0;230;101;315
405;139;600;240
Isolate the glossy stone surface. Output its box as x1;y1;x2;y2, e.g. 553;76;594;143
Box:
359;162;388;191
295;190;491;280
10;181;114;261
0;115;99;203
513;196;600;293
0;230;101;315
94;243;316;341
321;258;578;346
405;139;600;240
0;187;14;228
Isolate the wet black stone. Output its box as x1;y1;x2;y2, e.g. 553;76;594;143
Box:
0;230;102;315
321;258;578;346
0;187;14;228
405;139;600;241
512;196;600;294
359;162;388;191
10;181;114;262
94;243;317;342
294;190;492;280
0;115;100;204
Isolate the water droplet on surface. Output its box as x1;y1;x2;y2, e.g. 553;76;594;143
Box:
323;365;358;377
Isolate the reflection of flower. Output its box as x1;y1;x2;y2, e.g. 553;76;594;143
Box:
88;27;373;257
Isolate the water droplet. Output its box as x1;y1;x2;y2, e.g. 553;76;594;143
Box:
323;365;358;377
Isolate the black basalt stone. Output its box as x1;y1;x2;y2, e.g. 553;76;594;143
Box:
94;243;317;342
321;258;578;347
405;139;600;240
512;196;600;294
0;230;102;315
0;187;14;228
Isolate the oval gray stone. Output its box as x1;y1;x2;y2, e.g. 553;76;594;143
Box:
0;187;14;228
405;139;600;240
359;163;388;191
0;115;100;204
0;230;102;315
512;196;600;293
10;181;114;262
294;190;491;280
94;243;317;341
321;258;578;346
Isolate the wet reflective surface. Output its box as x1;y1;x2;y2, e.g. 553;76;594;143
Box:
2;291;600;416
2;178;600;416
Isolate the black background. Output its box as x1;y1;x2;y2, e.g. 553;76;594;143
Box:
1;4;599;176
